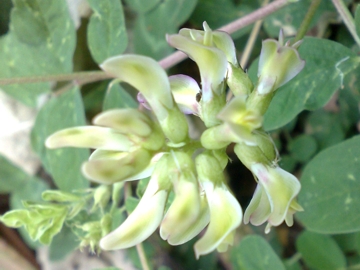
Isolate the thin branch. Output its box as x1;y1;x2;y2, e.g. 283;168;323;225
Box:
0;71;111;86
159;0;290;69
226;0;270;101
294;0;322;42
0;0;290;87
332;0;360;46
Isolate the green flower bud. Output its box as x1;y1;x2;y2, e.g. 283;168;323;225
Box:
227;63;254;96
257;30;305;95
93;185;111;210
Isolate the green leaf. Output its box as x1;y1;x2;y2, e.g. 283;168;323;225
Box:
133;0;198;59
288;134;317;163
230;235;286;270
0;154;40;193
103;83;138;111
305;110;345;150
49;226;79;261
31;87;89;192
333;233;358;253
355;5;360;38
355;232;360;254
279;154;297;172
296;231;346;270
190;0;254;39
297;135;360;233
125;196;139;214
262;37;358;130
0;0;76;106
124;0;160;14
264;0;337;38
87;0;128;64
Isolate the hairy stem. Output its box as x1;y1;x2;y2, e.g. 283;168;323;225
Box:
294;0;322;42
332;0;360;46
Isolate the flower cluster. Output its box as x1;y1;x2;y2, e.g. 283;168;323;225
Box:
44;23;305;257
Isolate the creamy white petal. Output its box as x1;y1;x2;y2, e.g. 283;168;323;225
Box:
100;176;168;250
45;126;133;151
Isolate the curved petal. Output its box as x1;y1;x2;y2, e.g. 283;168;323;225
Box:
45;126;133;151
251;163;301;227
100;55;173;121
169;75;200;115
167;34;227;102
160;173;200;243
244;184;271;226
82;148;152;184
100;175;168;250
194;181;242;258
258;39;305;94
93;109;152;137
166;194;210;245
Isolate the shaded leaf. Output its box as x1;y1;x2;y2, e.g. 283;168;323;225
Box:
230;235;286;270
103;83;138;111
0;154;42;193
305;110;344;150
87;0;128;64
296;231;346;270
31;87;89;191
0;0;76;106
190;0;254;39
133;0;198;59
288;134;317;163
264;0;337;37
49;226;79;261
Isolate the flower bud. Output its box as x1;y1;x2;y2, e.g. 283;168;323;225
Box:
227;63;254;96
257;30;305;95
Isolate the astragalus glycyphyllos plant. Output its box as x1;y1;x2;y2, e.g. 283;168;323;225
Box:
0;22;304;258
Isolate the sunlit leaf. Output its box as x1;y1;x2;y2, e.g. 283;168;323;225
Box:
31;87;89;191
230;235;286;270
296;231;346;270
0;0;76;106
297;135;360;233
87;0;128;64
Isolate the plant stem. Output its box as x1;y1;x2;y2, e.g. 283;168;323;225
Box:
294;0;322;42
332;0;360;46
0;0;290;87
0;71;111;86
286;252;302;266
226;0;270;101
136;243;151;270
